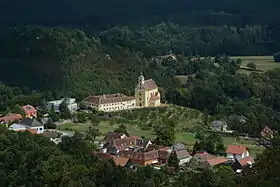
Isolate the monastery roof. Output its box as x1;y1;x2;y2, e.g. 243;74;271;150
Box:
84;93;135;105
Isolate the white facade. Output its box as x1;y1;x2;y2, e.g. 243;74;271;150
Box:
8;124;44;134
227;151;249;160
47;98;78;113
179;157;192;165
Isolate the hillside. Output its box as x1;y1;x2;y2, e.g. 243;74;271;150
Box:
0;26;176;99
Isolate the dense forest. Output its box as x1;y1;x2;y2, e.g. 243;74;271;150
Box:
1;127;280;187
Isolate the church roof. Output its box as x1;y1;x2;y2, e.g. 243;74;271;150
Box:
84;93;135;105
141;79;158;90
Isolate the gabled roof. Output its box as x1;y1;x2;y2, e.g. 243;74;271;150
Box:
114;157;129;167
112;136;142;150
207;157;228;166
18;118;43;127
84;93;135;105
118;150;159;161
194;152;217;160
0;113;22;124
158;150;170;160
226;145;247;155
22;105;37;112
171;143;186;151
93;151;116;160
141;79;158;90
238;156;255;167
104;132;127;142
211;120;227;127
145;144;169;152
175;149;191;159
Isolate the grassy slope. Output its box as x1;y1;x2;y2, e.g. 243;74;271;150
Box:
57;105;264;157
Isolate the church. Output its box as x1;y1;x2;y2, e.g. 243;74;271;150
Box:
135;73;161;107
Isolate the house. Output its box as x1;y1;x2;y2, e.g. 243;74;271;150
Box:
232;156;255;173
104;132;128;143
83;93;136;112
102;136;144;154
135;73;161;107
145;144;170;164
0;113;22;126
194;152;228;167
22;105;37;118
16;118;44;134
170;143;192;165
47;98;78;113
118;150;159;166
260;126;274;140
93;151;130;167
226;145;249;160
8;124;27;131
210;120;228;132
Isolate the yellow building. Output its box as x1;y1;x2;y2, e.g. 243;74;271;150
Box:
135;73;161;107
83;93;136;112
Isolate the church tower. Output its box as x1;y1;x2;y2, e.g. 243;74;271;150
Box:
135;72;147;107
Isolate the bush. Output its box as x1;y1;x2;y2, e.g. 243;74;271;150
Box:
44;121;57;129
247;62;257;70
274;52;280;62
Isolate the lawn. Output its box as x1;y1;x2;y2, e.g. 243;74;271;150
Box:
232;56;280;73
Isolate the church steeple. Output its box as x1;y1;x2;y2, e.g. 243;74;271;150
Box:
138;72;145;85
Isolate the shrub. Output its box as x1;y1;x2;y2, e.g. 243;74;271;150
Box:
247;62;257;70
274;52;280;62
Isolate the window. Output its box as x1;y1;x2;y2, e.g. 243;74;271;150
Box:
39;128;43;131
139;93;141;96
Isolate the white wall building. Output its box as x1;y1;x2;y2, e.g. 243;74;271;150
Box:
83;93;136;112
47;98;78;113
226;145;249;160
9;118;44;134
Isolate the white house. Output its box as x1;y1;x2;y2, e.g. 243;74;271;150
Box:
169;143;192;165
16;118;44;134
226;145;249;161
47;98;78;113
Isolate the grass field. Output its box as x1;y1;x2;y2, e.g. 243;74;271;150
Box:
232;56;280;74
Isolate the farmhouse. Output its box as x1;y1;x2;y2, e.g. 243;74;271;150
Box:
226;145;249;161
22;105;37;118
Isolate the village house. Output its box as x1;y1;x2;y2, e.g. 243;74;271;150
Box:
118;150;159;166
260;126;274;140
83;93;136;112
231;156;255;173
103;132;128;143
145;144;170;164
0;113;22;127
46;98;78;113
210;120;228;132
102;136;151;155
93;152;130;167
135;73;161;107
22;104;37;118
9;118;44;134
170;143;192;165
193;152;228;168
226;145;249;161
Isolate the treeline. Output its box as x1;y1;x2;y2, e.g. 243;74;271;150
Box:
1;0;280;27
99;23;280;57
0;127;280;186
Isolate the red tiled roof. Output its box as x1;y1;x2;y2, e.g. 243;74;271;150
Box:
226;145;247;155
104;132;127;142
0;113;22;124
22;105;37;113
93;151;116;160
84;93;135;105
142;79;158;90
145;144;169;152
207;157;228;166
158;150;170;160
114;157;130;167
238;156;255;166
118;150;159;161
194;152;217;160
113;136;142;150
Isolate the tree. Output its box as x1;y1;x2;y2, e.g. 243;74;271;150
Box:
154;125;175;146
86;127;101;144
247;62;256;70
274;52;280;62
44;120;57;129
114;124;129;136
168;151;179;171
49;105;59;122
196;132;226;155
59;98;72;119
10;104;25;117
76;112;87;123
